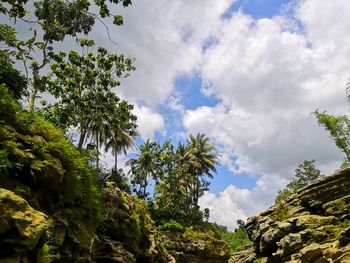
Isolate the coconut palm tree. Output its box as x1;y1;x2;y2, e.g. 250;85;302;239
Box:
127;139;162;199
186;133;219;207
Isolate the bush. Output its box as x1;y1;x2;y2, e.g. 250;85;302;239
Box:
159;220;185;233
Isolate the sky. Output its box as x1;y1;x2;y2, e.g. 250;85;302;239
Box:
6;0;350;229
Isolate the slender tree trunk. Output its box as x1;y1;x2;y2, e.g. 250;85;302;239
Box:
114;148;118;171
143;177;147;199
96;134;100;170
78;128;87;151
29;88;37;112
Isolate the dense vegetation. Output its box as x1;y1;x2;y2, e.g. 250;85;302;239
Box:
0;1;236;262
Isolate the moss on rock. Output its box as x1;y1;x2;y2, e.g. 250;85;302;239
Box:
0;188;49;262
233;167;350;262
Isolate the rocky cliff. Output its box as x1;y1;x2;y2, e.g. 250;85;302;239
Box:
231;167;350;263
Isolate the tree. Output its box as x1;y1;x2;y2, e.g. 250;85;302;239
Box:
315;110;350;163
104;101;139;170
275;159;323;204
186;133;219;208
127;140;162;199
1;0;132;111
0;55;27;100
43;40;136;152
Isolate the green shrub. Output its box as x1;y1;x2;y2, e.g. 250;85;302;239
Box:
159;220;185;233
221;227;253;253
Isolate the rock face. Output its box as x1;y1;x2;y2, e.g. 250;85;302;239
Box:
91;183;171;263
163;227;230;263
0;188;50;263
231;167;350;262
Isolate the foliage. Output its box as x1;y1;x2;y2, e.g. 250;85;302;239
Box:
158;220;185;233
1;0;133;111
275;159;324;204
0;55;27;100
128;134;219;225
102;168;131;194
315;110;350;163
0;85;103;260
42;40;137;156
221;227;252;253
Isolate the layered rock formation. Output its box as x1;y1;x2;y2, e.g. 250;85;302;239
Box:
231;167;350;262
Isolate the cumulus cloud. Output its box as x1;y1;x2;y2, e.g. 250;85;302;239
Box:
133;105;165;140
194;1;350;175
199;174;284;229
189;0;350;228
91;0;234;106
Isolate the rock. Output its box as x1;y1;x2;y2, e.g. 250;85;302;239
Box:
165;227;231;263
238;167;350;262
229;247;256;263
299;243;323;262
91;235;136;263
260;228;284;253
338;227;350;246
0;188;49;259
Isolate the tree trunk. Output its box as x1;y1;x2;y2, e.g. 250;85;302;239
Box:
78;128;87;151
28;89;37;112
114;148;118;171
96;134;100;170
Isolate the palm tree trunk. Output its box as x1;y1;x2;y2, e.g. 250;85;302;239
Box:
96;134;100;169
114;148;118;171
143;177;147;199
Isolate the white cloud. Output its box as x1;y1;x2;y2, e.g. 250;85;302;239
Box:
90;0;234;106
189;0;350;227
199;174;285;230
133;105;165;140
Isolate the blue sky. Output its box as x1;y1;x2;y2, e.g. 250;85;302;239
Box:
222;0;290;19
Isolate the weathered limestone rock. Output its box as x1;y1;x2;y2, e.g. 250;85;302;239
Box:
0;188;49;261
164;227;231;263
232;167;350;262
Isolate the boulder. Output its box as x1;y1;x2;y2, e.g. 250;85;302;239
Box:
0;188;49;260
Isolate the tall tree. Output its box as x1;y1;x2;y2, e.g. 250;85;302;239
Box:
315;110;350;162
1;0;132;111
127;140;162;199
44;40;135;152
104;101;139;170
186;133;219;208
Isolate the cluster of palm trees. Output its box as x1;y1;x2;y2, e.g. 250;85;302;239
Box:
127;133;220;224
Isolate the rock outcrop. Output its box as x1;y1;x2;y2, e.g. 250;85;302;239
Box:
231;167;350;262
163;226;230;263
0;188;50;262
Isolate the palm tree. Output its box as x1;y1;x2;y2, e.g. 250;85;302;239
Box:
105;126;138;170
126;139;161;199
186;133;219;207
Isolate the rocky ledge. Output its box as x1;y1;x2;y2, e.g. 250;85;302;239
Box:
231;167;350;263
